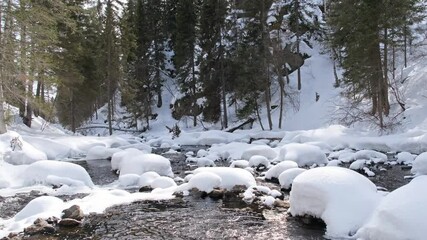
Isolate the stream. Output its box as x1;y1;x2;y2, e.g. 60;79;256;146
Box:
0;147;412;240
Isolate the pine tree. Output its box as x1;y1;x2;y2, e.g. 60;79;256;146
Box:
174;0;201;127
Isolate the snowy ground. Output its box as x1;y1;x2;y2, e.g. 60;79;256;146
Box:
2;42;427;239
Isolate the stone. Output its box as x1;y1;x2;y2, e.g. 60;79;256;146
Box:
58;218;82;227
139;186;153;192
62;205;84;221
24;218;55;235
208;188;225;199
273;199;290;208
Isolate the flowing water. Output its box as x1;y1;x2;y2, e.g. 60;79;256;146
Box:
1;147;412;240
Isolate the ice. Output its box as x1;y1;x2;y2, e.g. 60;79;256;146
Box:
289;167;382;238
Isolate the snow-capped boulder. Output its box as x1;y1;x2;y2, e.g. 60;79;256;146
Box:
356;176;427;240
23;160;94;188
119;153;173;177
396;152;416;164
150;176;177;189
193;167;256;190
241;145;277;160
14;196;64;221
289;167;381;238
138;171;161;187
86;145;121;160
278;143;327;166
229;160;249;169
411;152;427;176
111;148;142;171
118;174;141;188
248;155;270;168
278;168;306;190
264;161;298;180
183;172;222;193
3;133;47;165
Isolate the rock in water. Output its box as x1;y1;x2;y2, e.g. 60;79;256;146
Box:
58;218;82;227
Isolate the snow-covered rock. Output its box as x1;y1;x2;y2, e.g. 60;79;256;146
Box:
118;174;141;188
14;196;64;221
111;148;142;171
264;161;298;180
241;145;277;160
23;160;94;188
229;160;249;168
353;150;387;163
248;155;270;168
349;159;366;170
86;145;121;160
356;176;427;240
150;176;177;189
182;172;222;193
278;143;327;166
396;151;415;164
278;168;306;190
411;152;427;176
187;157;215;167
118;153;173;177
193;167;256;190
138;171;161;187
289;167;382;238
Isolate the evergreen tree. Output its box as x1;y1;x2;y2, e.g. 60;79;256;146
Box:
174;0;201;127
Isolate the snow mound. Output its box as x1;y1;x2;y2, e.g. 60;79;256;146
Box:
23;136;72;160
118;153;173;177
111;148;142;171
229;160;249;168
182;172;222;193
14;196;64;221
353;150;387;163
411;152;427;176
278;168;307;190
23;160;94;188
248;155;270;168
241;145;277;160
278;143;327;166
265;161;298;180
289;167;382;238
356;176;427;240
86;146;121;160
138;171;161;187
150;176;177;189
193;167;256;190
118;174;141;188
396;152;415;164
186;157;215;167
119;143;152;153
2;132;48;165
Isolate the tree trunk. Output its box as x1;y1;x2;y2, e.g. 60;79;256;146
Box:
192;56;197;127
0;1;6;134
295;0;302;90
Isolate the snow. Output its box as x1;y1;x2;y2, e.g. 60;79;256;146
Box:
264;161;298;180
138;171;161;187
117;153;174;177
396;151;416;164
411;152;427;175
278;168;306;190
356;176;427;240
241;145;278;160
86;145;121;160
14;196;64;221
248;155;270;168
229;160;249;168
277;143;328;166
23;160;94;188
261;195;276;207
192;167;256;190
179;172;222;193
111;148;142;171
289;167;382;238
118;174;141;188
150;176;177;189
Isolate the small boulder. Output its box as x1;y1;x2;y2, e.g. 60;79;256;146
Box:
62;205;84;221
58;218;82;227
24;218;55;235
